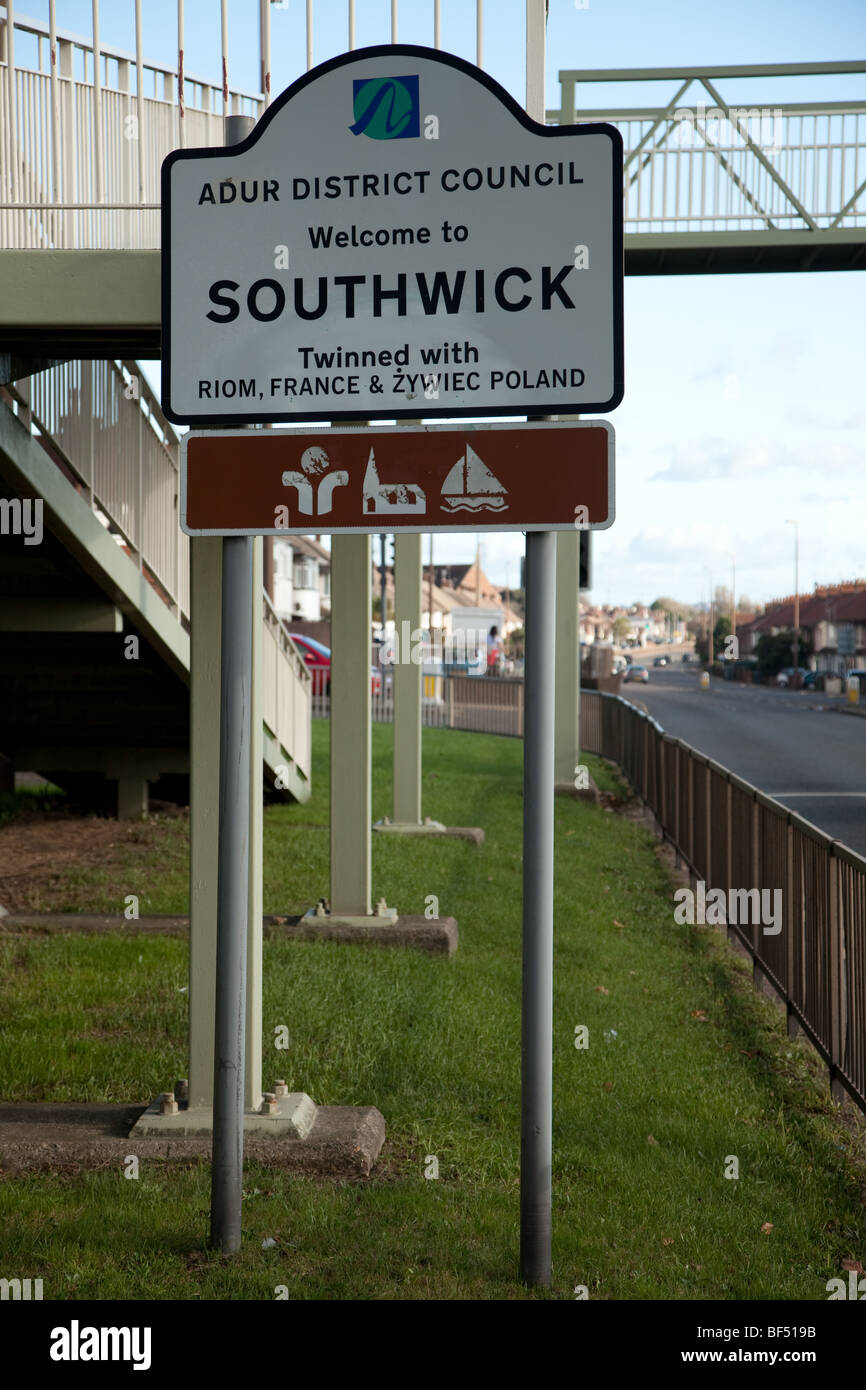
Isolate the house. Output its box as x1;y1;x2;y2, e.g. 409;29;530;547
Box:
273;536;331;622
738;582;866;673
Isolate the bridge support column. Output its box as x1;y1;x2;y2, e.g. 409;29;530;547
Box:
117;775;148;820
326;534;383;921
392;532;423;827
187;536;263;1111
189;537;222;1111
246;538;263;1114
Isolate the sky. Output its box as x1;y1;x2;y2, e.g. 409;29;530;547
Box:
16;0;866;609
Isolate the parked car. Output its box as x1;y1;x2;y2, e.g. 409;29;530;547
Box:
291;634;382;696
775;666;811;688
653;655;668;667
624;664;649;684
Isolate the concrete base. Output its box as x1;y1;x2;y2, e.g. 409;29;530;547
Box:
281;911;458;956
555;772;600;803
373;818;485;844
0;1102;385;1176
304;904;399;929
0;911;457;954
131;1091;317;1138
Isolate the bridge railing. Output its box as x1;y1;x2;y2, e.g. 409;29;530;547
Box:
0;7;262;249
549;62;866;234
5;359;189;622
2;356;312;785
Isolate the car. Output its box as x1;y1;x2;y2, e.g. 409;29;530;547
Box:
653;655;668;667
624;664;649;683
681;653;692;664
775;666;810;689
290;633;382;696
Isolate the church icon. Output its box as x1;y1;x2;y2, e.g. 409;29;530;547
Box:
362;447;426;515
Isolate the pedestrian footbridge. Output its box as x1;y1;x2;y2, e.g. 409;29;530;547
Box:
0;358;311;812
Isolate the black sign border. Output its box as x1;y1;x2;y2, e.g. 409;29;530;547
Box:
161;44;624;426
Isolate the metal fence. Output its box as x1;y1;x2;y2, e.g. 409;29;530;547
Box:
0;3;262;248
309;669;525;736
5;12;862;250
581;689;866;1116
0;0;487;250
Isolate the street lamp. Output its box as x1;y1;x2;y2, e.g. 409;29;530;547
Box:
704;566;714;663
727;552;736;656
786;519;799;687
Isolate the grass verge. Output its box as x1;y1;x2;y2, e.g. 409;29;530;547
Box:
0;721;863;1299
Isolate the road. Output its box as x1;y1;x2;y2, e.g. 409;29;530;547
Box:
619;663;866;858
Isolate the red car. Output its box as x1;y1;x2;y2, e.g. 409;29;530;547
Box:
290;634;382;696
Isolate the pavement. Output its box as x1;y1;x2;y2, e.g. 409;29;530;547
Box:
620;665;866;856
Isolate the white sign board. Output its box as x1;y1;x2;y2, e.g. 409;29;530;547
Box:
162;45;623;426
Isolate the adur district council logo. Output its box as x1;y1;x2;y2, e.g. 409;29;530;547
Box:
350;76;420;139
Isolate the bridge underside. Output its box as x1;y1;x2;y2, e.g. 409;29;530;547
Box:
0;397;309;812
1;233;864;363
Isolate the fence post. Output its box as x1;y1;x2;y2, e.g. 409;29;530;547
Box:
518;679;524;738
785;819;799;1036
828;847;845;1103
641;719;648;802
685;746;694;873
672;741;681;868
723;773;732;897
703;760;712;886
751;795;764;989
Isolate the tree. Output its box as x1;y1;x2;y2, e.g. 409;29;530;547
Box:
712;614;731;658
613;616;631;643
754;629;813;678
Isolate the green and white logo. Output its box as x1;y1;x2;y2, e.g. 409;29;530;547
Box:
350;76;420;140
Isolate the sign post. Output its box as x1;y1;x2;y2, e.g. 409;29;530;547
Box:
210;113;256;1256
166;37;622;1275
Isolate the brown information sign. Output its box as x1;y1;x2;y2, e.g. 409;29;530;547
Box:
180;420;614;536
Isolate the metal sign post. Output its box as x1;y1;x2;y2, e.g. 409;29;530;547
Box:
165;33;623;1279
210;532;253;1253
520;526;556;1284
521;0;554;1288
208;113;254;1259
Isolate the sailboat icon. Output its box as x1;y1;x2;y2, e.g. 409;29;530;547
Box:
440;446;509;513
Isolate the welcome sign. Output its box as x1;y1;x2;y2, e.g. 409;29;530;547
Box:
161;45;623;425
